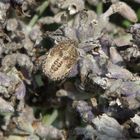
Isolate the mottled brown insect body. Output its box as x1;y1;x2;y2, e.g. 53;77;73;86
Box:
42;40;79;81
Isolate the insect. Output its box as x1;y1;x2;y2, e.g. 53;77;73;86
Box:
42;40;79;81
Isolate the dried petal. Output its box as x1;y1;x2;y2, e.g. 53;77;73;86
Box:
0;72;12;87
103;2;138;22
15;82;26;100
0;97;14;115
92;114;124;139
106;61;133;80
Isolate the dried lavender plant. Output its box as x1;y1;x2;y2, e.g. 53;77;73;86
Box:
0;0;139;140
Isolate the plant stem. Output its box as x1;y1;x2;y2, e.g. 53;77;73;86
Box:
97;1;103;15
28;0;49;27
43;109;58;125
